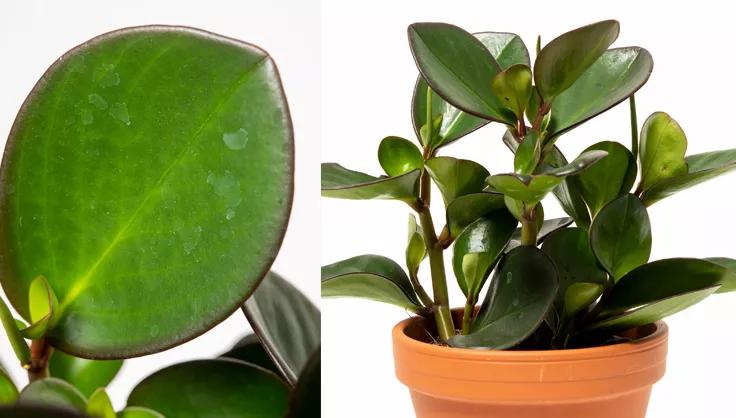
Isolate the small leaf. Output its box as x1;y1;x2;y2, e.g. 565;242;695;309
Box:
590;194;651;280
452;212;518;297
491;64;532;120
0;297;31;365
406;215;427;276
564;283;604;317
641;149;736;205
408;23;514;123
243;272;319;386
577;141;637;216
87;388;115;418
221;334;281;376
449;247;558;349
425;157;489;206
0;368;18;405
285;349;320;418
638;112;688;192
20;276;58;340
321;163;420;201
321;255;423;311
534;20;619;100
18;378;86;411
445;192;506;237
377;136;423;176
48;351;123;398
514;131;541;175
127;359;289;418
117;407;165;418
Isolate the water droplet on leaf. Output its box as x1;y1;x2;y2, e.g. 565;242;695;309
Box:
109;102;131;126
222;128;249;150
88;93;108;110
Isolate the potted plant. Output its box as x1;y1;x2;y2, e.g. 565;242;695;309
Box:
322;20;736;418
0;26;319;417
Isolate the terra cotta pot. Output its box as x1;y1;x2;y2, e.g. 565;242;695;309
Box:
392;313;668;418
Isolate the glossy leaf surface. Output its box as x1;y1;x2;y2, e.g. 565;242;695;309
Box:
445;192;505;237
564;282;604;317
544;146;591;229
638;112;688;192
590;194;651;280
321;163;419;201
535;20;619;100
18;378;86;411
577;141;636;216
321;255;422;311
513;131;541;175
425;157;489;206
243;272;319;386
452;212;518;296
220;334;280;375
285;349;320;418
405;215;426;276
408;23;513;123
128;359;289;418
377;136;423;176
491;64;532;120
49;351;123;398
87;388;115;418
0;27;293;358
450;247;558;349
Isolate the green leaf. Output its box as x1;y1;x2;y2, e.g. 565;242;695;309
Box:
514;131;541;175
285;349;320;418
534;20;619;100
541;228;608;311
449;247;558;349
20;276;58;340
0;368;17;405
377;136;423;176
117;407;165;418
445;192;505;238
703;257;736;293
564;282;604;317
411;32;529;148
321;163;420;201
589;194;651;280
491;64;532;121
544;146;591;229
406;215;427;276
408;23;514;123
590;285;719;330
321;255;423;311
87;388;115;418
127;359;289;418
545;47;653;140
452;211;518;297
577;141;637;216
0;27;293;358
18;378;86;411
488;150;607;203
425;157;489;206
0;297;31;365
243;272;319;387
641;149;736;205
597;258;736;315
220;334;280;376
49;351;123;398
0;404;88;418
638;112;688;192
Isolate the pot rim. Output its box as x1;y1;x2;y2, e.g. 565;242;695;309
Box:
393;314;668;362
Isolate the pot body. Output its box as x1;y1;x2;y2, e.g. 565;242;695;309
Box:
392;315;668;418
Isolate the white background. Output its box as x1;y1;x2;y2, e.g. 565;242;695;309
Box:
323;1;736;417
0;0;320;410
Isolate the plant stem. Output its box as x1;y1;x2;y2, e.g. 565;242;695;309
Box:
461;298;476;335
410;272;434;307
520;205;538;246
27;338;51;382
629;95;639;160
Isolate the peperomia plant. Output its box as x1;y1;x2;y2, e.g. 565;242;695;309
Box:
0;26;319;417
321;20;736;350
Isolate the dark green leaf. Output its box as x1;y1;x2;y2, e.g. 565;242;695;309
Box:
590;194;651;280
452;212;518;297
425;157;489;206
491;64;532;120
641;149;736;205
127;359;289;418
638;112;688;192
545;47;653;140
0;27;293;358
408;23;514;123
406;215;427;276
544;146;591;229
534;20;619;100
221;334;280;376
450;247;558;349
0;404;88;418
117;407;165;418
18;378;86;411
577;141;637;216
321;255;422;311
377;136;423;176
49;351;123;398
285;349;319;418
321;163;419;201
703;257;736;293
243;272;319;387
445;192;505;238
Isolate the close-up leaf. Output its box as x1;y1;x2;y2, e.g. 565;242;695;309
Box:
513;131;541;175
638;112;688;193
544;146;591;229
576;141;637;216
127;359;289;418
564;282;605;318
117;407;166;418
377;136;423;176
0;26;294;358
0;369;17;405
703;257;736;293
491;64;532;120
445;192;506;238
49;351;123;398
220;334;280;376
321;163;420;201
86;388;115;418
405;215;426;276
18;378;86;411
425;157;489;206
321;255;423;311
589;194;651;280
0;297;31;365
449;247;558;349
243;272;319;386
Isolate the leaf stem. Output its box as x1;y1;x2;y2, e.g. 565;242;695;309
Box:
520;205;538;246
27;338;51;382
629;95;639;160
409;272;434;307
461;297;476;335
